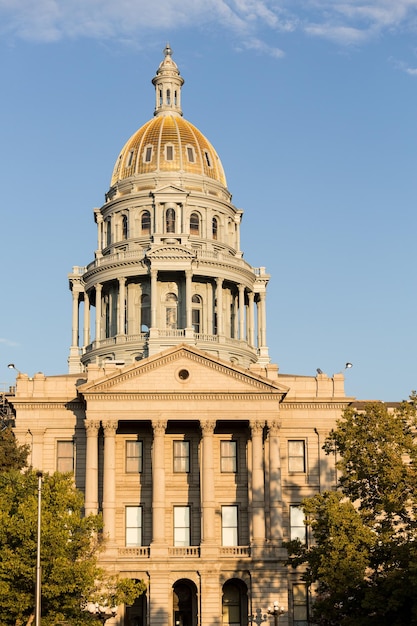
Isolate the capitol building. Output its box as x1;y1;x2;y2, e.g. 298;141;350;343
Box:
9;46;354;626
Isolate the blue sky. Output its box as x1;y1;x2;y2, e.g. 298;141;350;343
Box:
0;0;416;401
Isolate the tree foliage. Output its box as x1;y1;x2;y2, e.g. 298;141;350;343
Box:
0;425;29;472
0;460;145;624
286;394;417;625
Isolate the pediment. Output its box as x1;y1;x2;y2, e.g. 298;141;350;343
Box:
78;345;288;398
153;184;187;195
146;245;196;260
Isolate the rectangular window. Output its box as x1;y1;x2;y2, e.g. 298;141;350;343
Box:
222;505;238;546
288;440;306;472
126;440;143;473
186;146;195;162
173;440;190;473
57;440;74;473
221;440;237;473
126;506;142;546
290;505;307;544
293;584;309;626
166;145;174;160
145;146;152;162
174;506;190;546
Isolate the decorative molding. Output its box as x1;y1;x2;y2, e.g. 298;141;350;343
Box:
280;402;351;410
85;420;100;435
82;393;281;402
201;420;216;435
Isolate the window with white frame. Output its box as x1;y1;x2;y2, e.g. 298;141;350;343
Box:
293;583;309;626
57;440;74;473
173;440;190;473
222;505;238;546
144;146;152;162
165;144;174;161
186;146;195;163
288;440;306;472
174;506;190;546
141;210;151;235
290;505;307;544
190;212;200;235
126;440;143;473
191;294;202;333
220;441;237;473
125;505;142;546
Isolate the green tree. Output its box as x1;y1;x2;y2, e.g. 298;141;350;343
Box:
286;394;417;625
0;425;29;471
0;469;145;625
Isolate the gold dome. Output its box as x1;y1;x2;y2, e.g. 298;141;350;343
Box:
110;114;227;188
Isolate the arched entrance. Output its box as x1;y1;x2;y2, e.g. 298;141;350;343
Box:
125;586;147;626
173;579;198;626
222;579;249;626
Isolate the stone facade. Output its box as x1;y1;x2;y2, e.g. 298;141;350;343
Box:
10;46;354;626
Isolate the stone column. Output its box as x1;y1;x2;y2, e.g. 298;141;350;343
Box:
259;292;267;348
251;421;266;546
248;291;255;347
150;269;158;328
95;283;102;342
238;284;245;340
185;270;192;329
96;212;103;250
268;420;282;542
71;289;79;348
102;420;117;541
151;420;167;547
85;420;100;515
201;421;216;547
83;291;90;348
118;277;126;335
215;277;223;335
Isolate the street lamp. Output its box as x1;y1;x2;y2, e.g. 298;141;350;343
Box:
267;601;285;626
35;471;43;626
85;602;117;625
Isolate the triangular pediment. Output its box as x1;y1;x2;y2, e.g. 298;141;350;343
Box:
78;344;288;398
152;184;188;195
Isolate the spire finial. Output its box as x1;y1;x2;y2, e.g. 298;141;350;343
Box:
152;43;184;117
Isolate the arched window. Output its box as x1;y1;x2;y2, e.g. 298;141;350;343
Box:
173;580;197;626
141;211;151;235
192;294;202;334
190;213;200;236
140;294;150;332
122;215;128;240
166;208;176;233
165;292;178;329
222;580;248;626
167;89;171;105
212;217;218;240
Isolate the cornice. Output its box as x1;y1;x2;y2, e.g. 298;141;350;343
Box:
9;400;84;410
280;400;352;410
82;392;281;402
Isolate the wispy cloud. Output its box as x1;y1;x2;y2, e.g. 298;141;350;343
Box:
0;0;417;48
389;54;417;76
0;338;19;347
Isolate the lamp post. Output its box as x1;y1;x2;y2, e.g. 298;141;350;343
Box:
35;471;43;626
85;601;117;625
267;601;285;626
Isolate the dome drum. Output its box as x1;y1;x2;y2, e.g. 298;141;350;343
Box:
69;46;271;374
